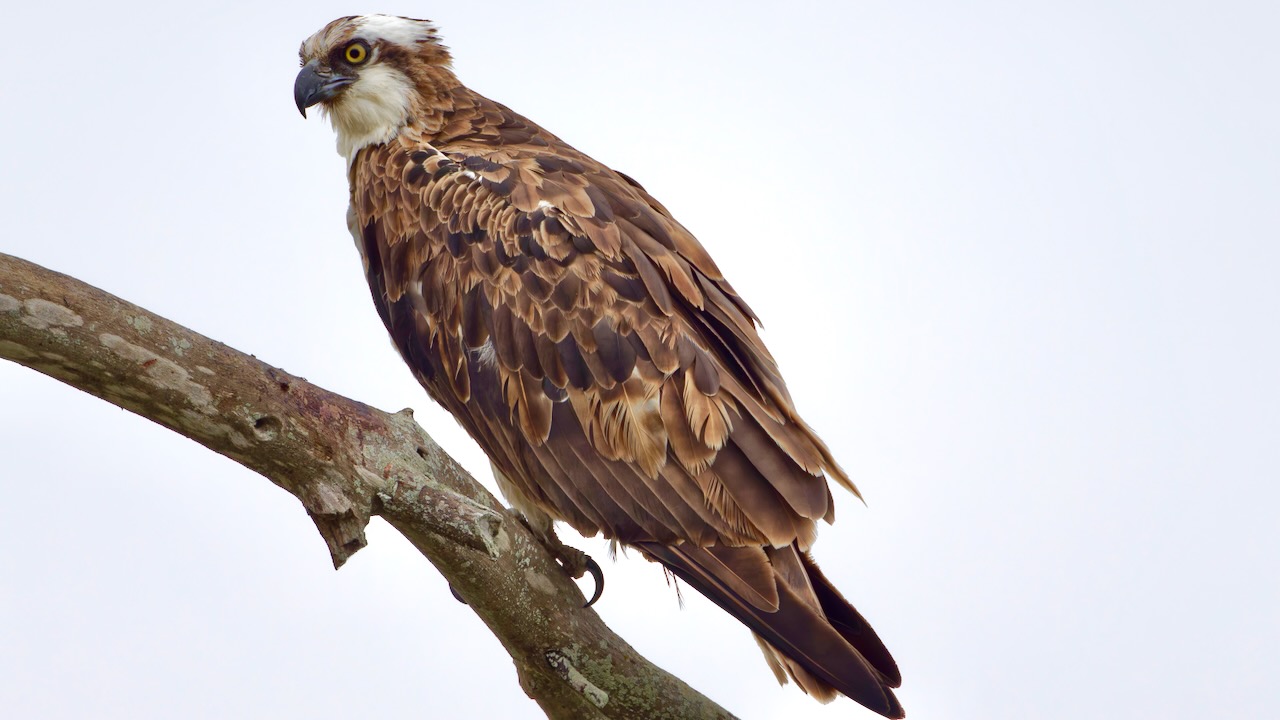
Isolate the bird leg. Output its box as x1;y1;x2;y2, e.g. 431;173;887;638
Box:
493;470;604;603
446;509;604;607
514;512;605;607
451;467;604;606
521;514;587;577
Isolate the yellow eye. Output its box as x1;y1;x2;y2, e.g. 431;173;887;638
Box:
345;42;368;64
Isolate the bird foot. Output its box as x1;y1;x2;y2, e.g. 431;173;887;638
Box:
447;514;604;608
516;514;605;607
531;521;590;579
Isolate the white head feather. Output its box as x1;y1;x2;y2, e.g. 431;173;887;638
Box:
351;15;439;46
302;15;442;161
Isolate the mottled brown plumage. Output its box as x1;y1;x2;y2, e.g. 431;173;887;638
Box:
297;15;902;717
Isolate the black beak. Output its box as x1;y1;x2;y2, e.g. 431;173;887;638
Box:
294;59;354;118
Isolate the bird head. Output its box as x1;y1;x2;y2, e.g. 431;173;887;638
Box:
295;15;453;157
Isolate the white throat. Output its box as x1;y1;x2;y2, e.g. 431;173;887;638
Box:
324;64;415;160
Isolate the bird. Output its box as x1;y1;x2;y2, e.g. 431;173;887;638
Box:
295;15;903;718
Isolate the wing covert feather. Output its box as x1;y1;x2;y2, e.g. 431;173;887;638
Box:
349;92;854;549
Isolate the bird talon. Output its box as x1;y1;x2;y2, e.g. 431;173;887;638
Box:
582;555;604;608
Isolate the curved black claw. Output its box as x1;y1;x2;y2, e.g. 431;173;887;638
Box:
582;556;605;608
449;583;467;605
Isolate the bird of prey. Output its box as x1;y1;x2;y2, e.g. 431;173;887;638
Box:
295;15;903;718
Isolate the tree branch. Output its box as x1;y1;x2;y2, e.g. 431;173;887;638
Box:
0;251;736;720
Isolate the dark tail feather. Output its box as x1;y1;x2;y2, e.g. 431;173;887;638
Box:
800;551;901;688
637;542;904;719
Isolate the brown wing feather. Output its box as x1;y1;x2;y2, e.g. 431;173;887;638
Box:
352;124;843;544
346;84;898;716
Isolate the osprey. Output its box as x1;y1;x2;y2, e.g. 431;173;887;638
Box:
296;15;903;718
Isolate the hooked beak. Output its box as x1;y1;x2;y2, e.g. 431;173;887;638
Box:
294;59;355;117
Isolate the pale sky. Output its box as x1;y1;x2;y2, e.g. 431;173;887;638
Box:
2;2;1277;719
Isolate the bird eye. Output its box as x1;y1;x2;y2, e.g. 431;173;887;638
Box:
344;42;369;64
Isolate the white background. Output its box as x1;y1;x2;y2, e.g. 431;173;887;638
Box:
1;2;1277;719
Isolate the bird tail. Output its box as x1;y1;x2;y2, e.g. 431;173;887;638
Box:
636;542;904;718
